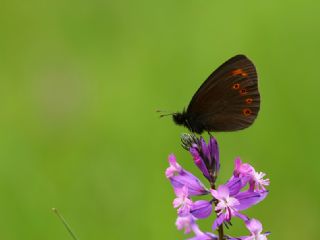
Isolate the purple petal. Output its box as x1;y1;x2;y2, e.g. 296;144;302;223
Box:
217;185;230;199
233;158;254;178
190;147;211;180
235;191;268;211
170;170;209;196
250;171;270;191
225;176;243;196
212;213;225;230
176;215;194;234
245;218;263;235
178;203;192;217
234;158;241;170
208;137;219;173
175;185;189;198
210;189;218;199
235;219;270;240
165;154;182;178
191;200;213;219
200;138;211;165
166;156;208;196
233;211;249;221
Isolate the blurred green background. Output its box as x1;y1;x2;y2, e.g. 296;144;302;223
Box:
0;0;319;239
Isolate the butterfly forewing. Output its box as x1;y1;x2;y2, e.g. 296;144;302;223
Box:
186;55;260;132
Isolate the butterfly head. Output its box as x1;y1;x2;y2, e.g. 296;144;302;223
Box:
172;111;188;126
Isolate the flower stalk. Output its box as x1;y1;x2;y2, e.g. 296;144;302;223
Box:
217;225;224;240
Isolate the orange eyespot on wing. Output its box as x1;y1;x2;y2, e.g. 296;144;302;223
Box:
243;108;252;116
232;69;248;77
232;83;240;90
240;88;248;95
245;98;253;104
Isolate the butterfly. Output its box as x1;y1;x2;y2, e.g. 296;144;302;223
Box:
169;55;260;134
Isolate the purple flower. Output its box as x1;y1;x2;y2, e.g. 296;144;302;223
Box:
166;134;271;239
182;134;220;185
211;185;247;229
232;158;270;193
234;158;254;178
176;215;195;234
166;154;209;196
211;185;268;230
237;218;270;240
250;171;270;192
173;186;193;216
175;214;218;240
166;154;183;178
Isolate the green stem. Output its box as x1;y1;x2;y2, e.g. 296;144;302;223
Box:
52;208;79;240
218;224;224;240
210;182;224;240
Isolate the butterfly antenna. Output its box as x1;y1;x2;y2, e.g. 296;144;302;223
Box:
159;113;175;118
156;109;166;113
52;208;79;240
156;109;175;118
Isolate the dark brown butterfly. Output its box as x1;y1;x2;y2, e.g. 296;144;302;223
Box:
171;55;260;134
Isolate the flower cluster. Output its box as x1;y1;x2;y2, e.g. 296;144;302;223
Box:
165;134;270;239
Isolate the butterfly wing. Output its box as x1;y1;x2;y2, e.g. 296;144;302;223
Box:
186;55;260;132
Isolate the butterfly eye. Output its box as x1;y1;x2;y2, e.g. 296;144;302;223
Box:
243;108;252;116
232;69;248;77
240;89;248;95
245;98;253;104
232;83;240;90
